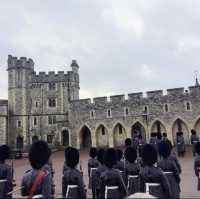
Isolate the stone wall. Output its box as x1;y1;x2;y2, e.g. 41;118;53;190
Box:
0;101;8;145
70;86;200;148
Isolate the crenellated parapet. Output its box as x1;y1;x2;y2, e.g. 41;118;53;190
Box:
71;86;200;107
7;55;34;70
30;70;79;83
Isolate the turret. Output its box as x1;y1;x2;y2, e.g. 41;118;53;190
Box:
71;60;79;74
7;55;34;149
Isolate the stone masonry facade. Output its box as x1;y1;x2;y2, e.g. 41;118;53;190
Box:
0;55;200;150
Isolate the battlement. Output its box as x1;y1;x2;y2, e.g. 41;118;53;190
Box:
147;90;163;98
128;92;143;100
167;87;184;95
93;97;108;104
110;95;125;103
7;55;34;70
72;85;198;106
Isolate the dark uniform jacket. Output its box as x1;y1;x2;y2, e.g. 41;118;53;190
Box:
88;158;99;176
194;155;200;190
0;163;13;199
169;153;182;174
158;158;180;198
95;164;107;192
21;169;52;198
139;165;172;198
62;167;86;199
124;161;140;185
99;168;127;199
114;160;125;171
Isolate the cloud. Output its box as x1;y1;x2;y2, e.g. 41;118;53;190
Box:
140;64;159;80
0;0;200;99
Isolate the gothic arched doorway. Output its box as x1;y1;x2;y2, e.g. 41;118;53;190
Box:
151;120;166;134
96;124;109;148
16;136;23;150
172;118;189;144
113;123;126;147
80;126;92;149
62;130;69;146
131;122;146;141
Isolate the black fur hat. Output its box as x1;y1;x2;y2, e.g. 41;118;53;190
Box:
180;132;183;135
158;141;171;158
138;134;143;139
66;147;79;168
97;148;105;164
29;140;50;170
191;129;197;135
163;133;167;137
104;148;117;168
89;147;97;158
125;138;132;147
116;149;123;161
195;142;200;155
64;147;72;161
0;145;10;161
124;147;137;163
142;144;157;166
176;132;181;136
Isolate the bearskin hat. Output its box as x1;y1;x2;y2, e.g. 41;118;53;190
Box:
97;148;105;164
163;133;167;137
195;142;200;155
29;140;50;170
142;144;157;166
191;129;197;135
89;147;97;158
104;148;117;168
66;147;79;168
158;141;171;158
124;147;137;163
116;149;123;161
0;145;10;161
125;138;132;147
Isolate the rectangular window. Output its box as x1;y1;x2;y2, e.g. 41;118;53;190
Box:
107;109;112;118
35;101;38;108
17;120;22;128
48;99;56;107
124;107;129;116
33;117;37;126
49;83;56;90
48;115;56;125
47;134;54;144
90;110;95;119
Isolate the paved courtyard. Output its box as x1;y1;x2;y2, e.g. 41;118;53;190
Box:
10;147;200;198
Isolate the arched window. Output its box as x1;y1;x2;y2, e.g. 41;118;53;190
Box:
186;102;191;111
144;106;148;114
90;110;95;119
164;104;169;112
107;109;112;118
124;107;129;116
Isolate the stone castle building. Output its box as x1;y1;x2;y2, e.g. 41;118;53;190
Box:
0;54;200;150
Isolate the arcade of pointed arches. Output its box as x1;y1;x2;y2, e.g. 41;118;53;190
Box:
76;117;200;149
14;117;200;149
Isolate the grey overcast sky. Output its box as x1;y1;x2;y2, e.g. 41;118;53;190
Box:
0;0;200;99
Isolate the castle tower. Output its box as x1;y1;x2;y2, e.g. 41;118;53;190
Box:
69;60;80;100
7;55;34;149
